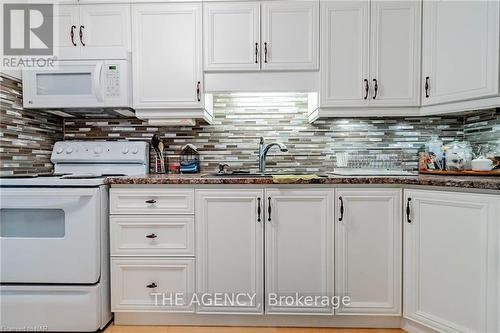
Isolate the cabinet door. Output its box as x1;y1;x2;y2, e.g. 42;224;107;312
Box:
204;2;260;71
132;3;203;109
196;190;264;313
422;1;500;105
79;4;131;59
265;189;333;314
404;190;499;333
54;4;81;59
370;1;421;106
261;0;319;70
320;1;370;107
335;188;401;315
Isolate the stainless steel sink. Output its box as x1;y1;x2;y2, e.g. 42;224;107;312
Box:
201;172;328;178
328;168;416;176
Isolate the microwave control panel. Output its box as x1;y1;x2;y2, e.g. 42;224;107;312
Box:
104;65;121;97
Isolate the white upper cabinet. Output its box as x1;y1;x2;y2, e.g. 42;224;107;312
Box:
370;1;421;106
320;0;421;108
203;0;319;72
54;5;82;59
132;3;203;109
204;2;260;71
54;4;130;59
422;0;500;106
404;190;499;333
79;4;131;59
320;1;370;106
196;190;264;314
265;189;334;314
335;188;401;315
261;0;319;70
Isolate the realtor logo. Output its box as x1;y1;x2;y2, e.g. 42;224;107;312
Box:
3;4;53;55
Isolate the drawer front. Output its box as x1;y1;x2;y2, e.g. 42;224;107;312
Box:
111;258;195;312
110;216;194;256
110;188;194;214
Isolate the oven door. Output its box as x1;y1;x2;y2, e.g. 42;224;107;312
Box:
0;187;101;284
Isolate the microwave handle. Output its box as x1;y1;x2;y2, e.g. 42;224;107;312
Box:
93;63;104;102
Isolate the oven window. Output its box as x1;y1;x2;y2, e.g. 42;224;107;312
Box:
36;73;92;95
0;209;65;238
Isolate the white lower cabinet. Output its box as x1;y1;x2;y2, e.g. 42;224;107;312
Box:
265;188;334;314
196;189;264;313
195;188;333;315
404;190;499;333
111;258;195;312
335;188;402;315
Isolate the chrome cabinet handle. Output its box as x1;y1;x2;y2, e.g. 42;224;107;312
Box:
70;25;77;46
338;196;344;221
255;43;259;64
146;282;157;288
425;76;430;98
146;233;157;239
363;79;369;100
372;79;378;99
145;199;156;204
264;42;268;63
196;81;201;102
406;198;412;223
79;25;85;46
267;197;271;222
257;197;261;222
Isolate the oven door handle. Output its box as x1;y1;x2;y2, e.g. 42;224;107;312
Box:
93;62;104;103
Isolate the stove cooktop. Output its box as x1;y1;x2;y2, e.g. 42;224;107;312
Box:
0;173;128;187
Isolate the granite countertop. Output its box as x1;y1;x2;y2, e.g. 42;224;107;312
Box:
105;173;500;191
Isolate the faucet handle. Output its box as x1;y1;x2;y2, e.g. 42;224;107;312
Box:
218;163;229;174
260;137;264;144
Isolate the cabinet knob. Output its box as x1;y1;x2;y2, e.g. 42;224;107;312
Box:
145;199;157;204
146;233;157;239
196;81;201;102
146;282;157;289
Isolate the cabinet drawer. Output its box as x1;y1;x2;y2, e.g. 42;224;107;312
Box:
111;258;195;312
110;188;194;214
110;216;194;256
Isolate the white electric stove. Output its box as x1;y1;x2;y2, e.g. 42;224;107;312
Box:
0;141;149;332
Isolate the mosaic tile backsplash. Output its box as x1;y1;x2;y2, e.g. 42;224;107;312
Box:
1;73;498;175
64;93;497;173
0;75;63;175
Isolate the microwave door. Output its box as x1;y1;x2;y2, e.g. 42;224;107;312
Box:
23;62;105;108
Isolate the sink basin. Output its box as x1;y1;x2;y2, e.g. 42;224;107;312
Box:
202;172;327;178
328;168;416;176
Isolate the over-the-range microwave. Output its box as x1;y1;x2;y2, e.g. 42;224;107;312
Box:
22;59;130;109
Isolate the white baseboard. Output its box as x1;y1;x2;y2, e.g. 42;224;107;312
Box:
115;313;401;328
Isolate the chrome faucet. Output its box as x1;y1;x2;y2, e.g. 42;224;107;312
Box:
258;137;288;174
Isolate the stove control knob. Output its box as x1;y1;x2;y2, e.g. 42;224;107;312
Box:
121;147;129;154
56;146;64;154
131;147;139;154
94;146;103;154
66;146;73;154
